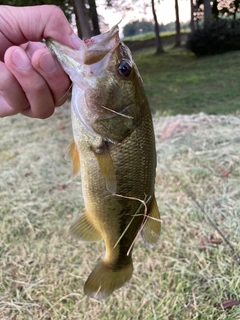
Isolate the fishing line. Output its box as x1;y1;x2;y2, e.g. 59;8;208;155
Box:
109;194;149;252
58;83;73;102
100;105;134;119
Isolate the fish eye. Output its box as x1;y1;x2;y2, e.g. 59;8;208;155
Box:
118;60;132;77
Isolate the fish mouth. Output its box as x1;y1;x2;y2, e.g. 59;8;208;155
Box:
46;39;82;70
46;25;129;138
46;24;120;72
81;23;120;63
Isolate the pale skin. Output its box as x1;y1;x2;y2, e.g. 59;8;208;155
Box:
0;5;81;119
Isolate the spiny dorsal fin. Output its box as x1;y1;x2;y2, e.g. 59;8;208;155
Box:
141;196;161;249
66;140;80;179
84;259;133;300
69;214;102;241
94;150;117;194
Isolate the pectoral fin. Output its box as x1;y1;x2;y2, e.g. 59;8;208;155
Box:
69;213;102;241
94;150;117;194
66;140;80;179
141;196;161;249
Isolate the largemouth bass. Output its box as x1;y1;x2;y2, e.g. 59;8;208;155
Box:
46;25;161;300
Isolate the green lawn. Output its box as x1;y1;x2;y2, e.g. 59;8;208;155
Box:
133;47;240;115
1;42;240;319
1;108;240;319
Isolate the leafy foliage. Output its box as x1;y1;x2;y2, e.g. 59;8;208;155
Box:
186;19;240;56
123;20;154;37
123;20;190;38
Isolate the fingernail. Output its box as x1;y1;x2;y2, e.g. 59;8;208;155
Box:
12;49;31;70
39;52;57;74
71;33;81;49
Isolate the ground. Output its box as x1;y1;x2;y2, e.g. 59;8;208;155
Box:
1;106;240;319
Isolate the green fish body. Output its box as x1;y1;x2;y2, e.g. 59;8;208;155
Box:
46;25;160;300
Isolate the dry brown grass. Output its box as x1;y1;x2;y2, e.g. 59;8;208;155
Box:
1;106;240;319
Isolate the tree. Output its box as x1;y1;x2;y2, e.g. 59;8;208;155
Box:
151;0;164;53
233;0;240;19
204;0;212;27
212;0;219;21
71;0;92;38
106;0;164;53
123;20;154;37
71;0;101;38
89;0;100;35
190;0;195;32
174;0;181;47
123;23;137;37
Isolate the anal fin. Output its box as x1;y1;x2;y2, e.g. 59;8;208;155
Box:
66;140;80;179
69;214;102;241
141;195;161;249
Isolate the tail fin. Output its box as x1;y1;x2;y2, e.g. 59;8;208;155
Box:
84;260;133;300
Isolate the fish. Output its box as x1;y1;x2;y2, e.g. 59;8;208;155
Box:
46;25;161;300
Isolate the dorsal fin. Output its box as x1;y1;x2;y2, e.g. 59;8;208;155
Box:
141;196;161;249
66;140;80;179
94;150;117;194
69;213;102;241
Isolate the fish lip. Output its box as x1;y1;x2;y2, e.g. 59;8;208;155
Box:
46;38;83;69
83;24;119;49
47;25;135;139
46;24;120;69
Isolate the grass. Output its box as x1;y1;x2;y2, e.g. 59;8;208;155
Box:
132;47;240;115
1;106;240;319
1;42;240;318
123;31;177;42
122;30;190;42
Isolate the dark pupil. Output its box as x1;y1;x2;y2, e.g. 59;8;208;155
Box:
118;61;131;77
120;65;128;73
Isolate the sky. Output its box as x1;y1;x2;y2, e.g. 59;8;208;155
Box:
97;0;191;30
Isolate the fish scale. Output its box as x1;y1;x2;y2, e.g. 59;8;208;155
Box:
46;24;161;300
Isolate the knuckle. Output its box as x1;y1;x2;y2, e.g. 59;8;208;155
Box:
27;78;47;96
46;5;66;21
0;64;14;91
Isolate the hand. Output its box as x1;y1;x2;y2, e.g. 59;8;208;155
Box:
0;5;80;118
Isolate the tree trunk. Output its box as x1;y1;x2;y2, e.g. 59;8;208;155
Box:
88;0;100;35
174;0;181;47
71;0;82;38
196;18;199;30
212;0;219;21
233;0;240;20
190;0;195;33
204;0;212;27
72;0;92;38
151;0;164;54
